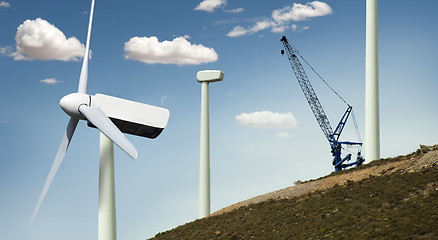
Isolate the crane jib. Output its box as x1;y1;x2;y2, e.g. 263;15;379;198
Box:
280;36;364;172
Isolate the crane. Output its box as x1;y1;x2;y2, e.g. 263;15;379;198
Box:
280;36;364;172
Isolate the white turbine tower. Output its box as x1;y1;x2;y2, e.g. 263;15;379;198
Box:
30;1;170;239
365;0;380;161
197;70;224;219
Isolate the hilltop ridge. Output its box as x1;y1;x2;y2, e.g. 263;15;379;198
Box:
211;144;438;216
150;144;438;239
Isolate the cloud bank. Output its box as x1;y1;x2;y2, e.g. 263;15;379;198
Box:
124;36;218;65
12;18;85;61
236;111;298;128
227;1;332;37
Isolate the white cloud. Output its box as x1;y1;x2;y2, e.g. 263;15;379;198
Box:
251;20;274;32
291;24;298;31
235;111;298;129
226;26;248;37
291;24;310;32
195;0;244;13
0;46;12;55
272;1;333;22
12;18;85;61
227;20;273;37
272;24;288;33
276;132;292;138
124;36;218;65
40;78;62;84
226;1;332;37
0;1;10;8
225;7;244;13
195;0;226;12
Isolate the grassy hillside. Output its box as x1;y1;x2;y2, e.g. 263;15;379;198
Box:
149;147;438;239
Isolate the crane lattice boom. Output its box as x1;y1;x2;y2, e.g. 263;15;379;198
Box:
281;36;334;143
280;36;364;172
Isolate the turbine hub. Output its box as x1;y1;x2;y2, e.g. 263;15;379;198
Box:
60;93;90;119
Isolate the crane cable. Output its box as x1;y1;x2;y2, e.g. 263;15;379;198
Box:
291;45;349;106
351;110;362;143
291;44;363;144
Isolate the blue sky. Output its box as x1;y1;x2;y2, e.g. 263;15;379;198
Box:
1;0;437;239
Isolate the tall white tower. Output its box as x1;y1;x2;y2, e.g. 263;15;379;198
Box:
197;70;224;218
365;0;380;161
98;134;117;240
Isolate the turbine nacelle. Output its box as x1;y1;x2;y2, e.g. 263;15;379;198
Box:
197;70;224;83
60;93;169;139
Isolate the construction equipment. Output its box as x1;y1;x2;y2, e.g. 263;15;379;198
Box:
280;36;364;172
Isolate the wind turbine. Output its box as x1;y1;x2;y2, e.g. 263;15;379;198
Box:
197;70;224;218
30;0;169;239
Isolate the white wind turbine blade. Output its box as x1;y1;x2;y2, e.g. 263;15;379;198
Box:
30;118;79;226
79;105;138;159
77;0;95;94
